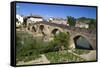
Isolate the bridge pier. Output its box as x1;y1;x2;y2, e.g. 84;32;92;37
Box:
69;37;75;49
89;38;97;50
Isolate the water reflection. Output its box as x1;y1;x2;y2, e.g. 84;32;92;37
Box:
74;36;93;50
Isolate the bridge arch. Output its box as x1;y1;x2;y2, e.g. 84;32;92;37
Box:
31;26;37;32
51;28;62;36
65;31;71;36
73;34;93;50
39;25;44;32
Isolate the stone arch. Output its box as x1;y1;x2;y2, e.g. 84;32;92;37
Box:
27;19;32;26
66;31;71;36
73;35;93;50
23;17;28;26
39;25;44;32
31;26;36;32
51;28;61;36
16;18;19;22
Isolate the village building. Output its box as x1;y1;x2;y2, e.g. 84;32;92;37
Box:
25;15;43;26
16;14;23;27
75;20;89;29
48;17;68;25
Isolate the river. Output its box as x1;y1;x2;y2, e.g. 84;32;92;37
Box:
75;37;93;50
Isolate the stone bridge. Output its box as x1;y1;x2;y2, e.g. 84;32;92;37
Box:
26;22;96;50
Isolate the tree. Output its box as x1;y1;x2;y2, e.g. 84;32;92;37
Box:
77;17;96;29
52;32;70;51
67;16;76;26
89;19;96;29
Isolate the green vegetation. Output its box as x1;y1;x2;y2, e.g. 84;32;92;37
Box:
67;16;96;29
77;17;96;29
16;31;52;62
52;32;70;51
67;16;76;26
45;51;85;63
16;31;70;62
16;31;91;63
16;31;40;62
72;49;90;55
77;17;90;22
89;19;96;29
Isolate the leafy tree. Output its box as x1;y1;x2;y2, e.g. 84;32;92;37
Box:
89;19;96;29
67;16;76;26
52;32;70;51
77;17;96;29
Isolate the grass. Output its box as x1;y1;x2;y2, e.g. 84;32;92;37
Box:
72;49;90;55
16;31;41;62
45;51;86;63
16;31;57;63
16;31;89;64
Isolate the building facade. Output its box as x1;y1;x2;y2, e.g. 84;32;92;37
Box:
48;17;68;25
75;21;89;29
26;15;43;26
16;14;23;27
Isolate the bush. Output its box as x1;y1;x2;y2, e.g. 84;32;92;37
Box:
52;32;70;51
16;31;55;62
16;31;71;63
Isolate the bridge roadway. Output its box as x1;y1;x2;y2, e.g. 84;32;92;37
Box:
33;22;96;37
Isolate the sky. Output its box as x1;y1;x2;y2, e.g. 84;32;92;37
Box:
16;3;97;19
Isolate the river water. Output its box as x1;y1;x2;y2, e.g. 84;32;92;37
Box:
75;37;93;50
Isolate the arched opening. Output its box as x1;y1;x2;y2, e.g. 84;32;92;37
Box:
23;18;27;27
32;26;36;32
39;25;47;41
66;32;70;35
39;25;44;32
27;27;30;30
16;18;21;29
74;35;93;50
16;18;19;22
51;29;60;36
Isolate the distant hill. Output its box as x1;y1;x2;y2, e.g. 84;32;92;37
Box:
77;17;96;24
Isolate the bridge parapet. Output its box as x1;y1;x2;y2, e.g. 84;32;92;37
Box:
33;22;96;35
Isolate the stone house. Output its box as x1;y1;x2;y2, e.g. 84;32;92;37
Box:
48;17;68;25
75;21;89;29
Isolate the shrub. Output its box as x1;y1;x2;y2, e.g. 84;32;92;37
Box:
52;32;70;51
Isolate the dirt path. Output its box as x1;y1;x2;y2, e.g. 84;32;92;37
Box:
68;50;96;61
80;50;96;61
17;54;50;65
